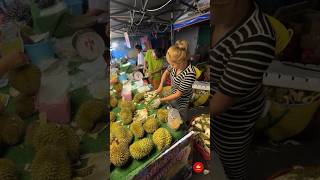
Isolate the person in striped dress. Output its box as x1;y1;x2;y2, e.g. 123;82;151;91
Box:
156;42;196;121
209;0;275;179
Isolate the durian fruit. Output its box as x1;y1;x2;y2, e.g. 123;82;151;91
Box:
152;128;172;151
14;94;36;118
0;158;18;180
130;121;144;139
75;99;106;132
31;145;71;180
31;123;80;162
0;114;26;146
110;111;116;122
143;117;159;134
110;140;130;167
110;96;118;108
8;64;41;95
110;123;133;145
157;109;168;123
113;83;123;93
119;109;132;125
133;93;144;103
118;100;135;112
62;127;81;162
129;138;154;160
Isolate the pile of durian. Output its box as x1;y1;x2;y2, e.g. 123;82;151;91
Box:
109;94;173;168
190;114;210;153
191;89;210;107
110;120;173;167
0;63;108;179
265;87;320;105
75;99;107;132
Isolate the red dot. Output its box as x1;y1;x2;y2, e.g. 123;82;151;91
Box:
193;162;204;173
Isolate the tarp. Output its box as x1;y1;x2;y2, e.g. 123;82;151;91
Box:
173;11;210;30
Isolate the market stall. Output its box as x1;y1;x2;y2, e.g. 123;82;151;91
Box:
0;0;108;179
109;0;212;178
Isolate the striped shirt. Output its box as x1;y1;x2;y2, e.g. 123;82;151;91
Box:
167;64;196;109
209;2;275;180
210;3;275;112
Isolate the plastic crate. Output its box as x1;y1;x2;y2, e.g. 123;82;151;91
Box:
64;0;83;16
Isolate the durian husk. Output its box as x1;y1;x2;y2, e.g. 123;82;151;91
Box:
75;99;107;132
113;83;122;94
110;111;116;122
0;114;26;146
110;123;133;145
110;96;118;108
119;109;132;125
130;121;144;139
152;128;172;151
110;140;130;167
31;123;80;162
129;138;154;160
118;100;135;112
0;158;18;180
8;64;41;95
14;94;36;118
143;117;159;134
133;93;144;104
31;145;72;180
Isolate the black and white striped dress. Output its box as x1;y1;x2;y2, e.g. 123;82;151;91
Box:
210;3;275;180
167;64;196;109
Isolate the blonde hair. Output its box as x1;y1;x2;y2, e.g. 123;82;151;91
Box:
166;45;188;64
175;40;188;52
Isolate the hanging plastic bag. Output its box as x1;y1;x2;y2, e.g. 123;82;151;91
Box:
167;108;183;130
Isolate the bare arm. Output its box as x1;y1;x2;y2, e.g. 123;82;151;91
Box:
209;91;235;115
158;69;170;89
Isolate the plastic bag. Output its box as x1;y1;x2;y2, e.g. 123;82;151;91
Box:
167;108;183;130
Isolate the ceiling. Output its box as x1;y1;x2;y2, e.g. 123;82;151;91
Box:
110;0;200;39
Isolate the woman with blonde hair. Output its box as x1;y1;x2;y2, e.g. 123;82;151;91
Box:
156;41;196;118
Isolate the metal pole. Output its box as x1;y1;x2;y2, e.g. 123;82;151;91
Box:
170;11;174;45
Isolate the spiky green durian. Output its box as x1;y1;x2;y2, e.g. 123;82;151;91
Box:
31;123;80;162
8;64;41;95
110;140;130;167
30;145;71;180
143;117;159;134
129;138;153;160
0;114;26;146
75;99;106;132
119;109;132;125
133;93;144;103
152;128;172;151
130;121;144;139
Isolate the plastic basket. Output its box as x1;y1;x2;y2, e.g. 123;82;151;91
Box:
24;40;55;65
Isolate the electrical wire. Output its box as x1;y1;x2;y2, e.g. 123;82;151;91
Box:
134;11;145;25
146;0;174;12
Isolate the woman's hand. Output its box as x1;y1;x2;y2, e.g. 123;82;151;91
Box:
4;51;28;69
156;86;163;94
